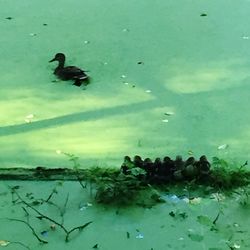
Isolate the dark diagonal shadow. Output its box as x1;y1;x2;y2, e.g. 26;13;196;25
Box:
0;99;165;137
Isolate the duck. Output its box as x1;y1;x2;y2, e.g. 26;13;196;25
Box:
49;53;89;87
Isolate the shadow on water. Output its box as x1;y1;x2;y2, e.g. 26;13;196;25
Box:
0;99;166;137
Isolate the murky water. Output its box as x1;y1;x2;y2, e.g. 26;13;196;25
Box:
1;0;250;168
1;0;250;249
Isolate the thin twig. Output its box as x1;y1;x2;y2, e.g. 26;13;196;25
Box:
61;193;69;216
5;218;48;244
45;188;57;202
8;241;31;250
212;210;221;225
11;187;93;242
11;187;68;234
65;221;93;242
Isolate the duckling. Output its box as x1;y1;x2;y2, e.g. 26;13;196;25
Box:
49;53;89;86
174;155;185;171
133;155;143;169
199;155;211;174
182;157;198;179
121;156;133;174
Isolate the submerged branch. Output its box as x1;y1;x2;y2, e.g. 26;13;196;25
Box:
10;187;93;242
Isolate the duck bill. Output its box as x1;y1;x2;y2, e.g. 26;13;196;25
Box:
49;58;56;62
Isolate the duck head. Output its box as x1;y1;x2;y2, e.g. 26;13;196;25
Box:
49;53;66;63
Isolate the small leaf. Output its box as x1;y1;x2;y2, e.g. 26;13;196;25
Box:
126;232;130;239
188;230;204;242
169;211;175;217
197;215;213;227
0;240;10;246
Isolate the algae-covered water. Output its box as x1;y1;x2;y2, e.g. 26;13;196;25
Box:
1;0;250;249
1;0;250;168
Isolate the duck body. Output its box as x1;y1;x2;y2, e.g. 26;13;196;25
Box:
49;53;89;87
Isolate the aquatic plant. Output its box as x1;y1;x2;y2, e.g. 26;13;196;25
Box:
209;157;250;189
9;186;93;243
95;173;142;205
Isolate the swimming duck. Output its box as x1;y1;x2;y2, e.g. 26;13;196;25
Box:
49;53;89;87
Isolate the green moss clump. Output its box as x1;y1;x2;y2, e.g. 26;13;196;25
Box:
95;173;141;205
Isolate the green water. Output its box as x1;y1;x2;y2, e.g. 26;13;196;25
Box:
1;0;250;249
1;0;250;168
0;181;249;250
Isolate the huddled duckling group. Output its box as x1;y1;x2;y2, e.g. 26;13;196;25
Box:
121;155;211;184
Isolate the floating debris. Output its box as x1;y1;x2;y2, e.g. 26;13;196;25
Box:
122;28;129;32
40;230;48;237
124;82;129;85
137;61;144;65
121;75;126;78
169;209;188;219
79;202;93;211
29;33;37;37
25;114;35;123
242;36;249;40
210;193;225;201
187;229;204;242
200;13;207;17
197;215;213;227
163;194;188;204
164;111;174;116
92;244;99;249
126;232;130;239
26;114;34;119
0;240;10;246
145;89;151;93
50;224;56;231
188;150;194;155
217;144;228;150
189;197;202;205
136;233;144;239
162;119;169;123
56;150;62;154
84;40;90;44
169;211;175;217
232;243;241;249
5;17;13;20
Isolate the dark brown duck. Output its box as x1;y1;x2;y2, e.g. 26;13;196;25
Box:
49;53;89;87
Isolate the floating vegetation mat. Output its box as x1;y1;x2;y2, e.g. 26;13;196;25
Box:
1;155;249;206
0;155;249;250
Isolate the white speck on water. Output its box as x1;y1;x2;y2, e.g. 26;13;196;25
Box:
178;237;184;241
136;233;144;239
233;243;241;249
217;144;228;150
145;90;151;93
165;111;175;116
121;75;126;78
84;40;90;44
29;33;37;36
25;114;35;123
162;119;169;123
122;28;129;32
242;36;249;39
56;150;62;154
26;114;34;119
189;197;202;204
